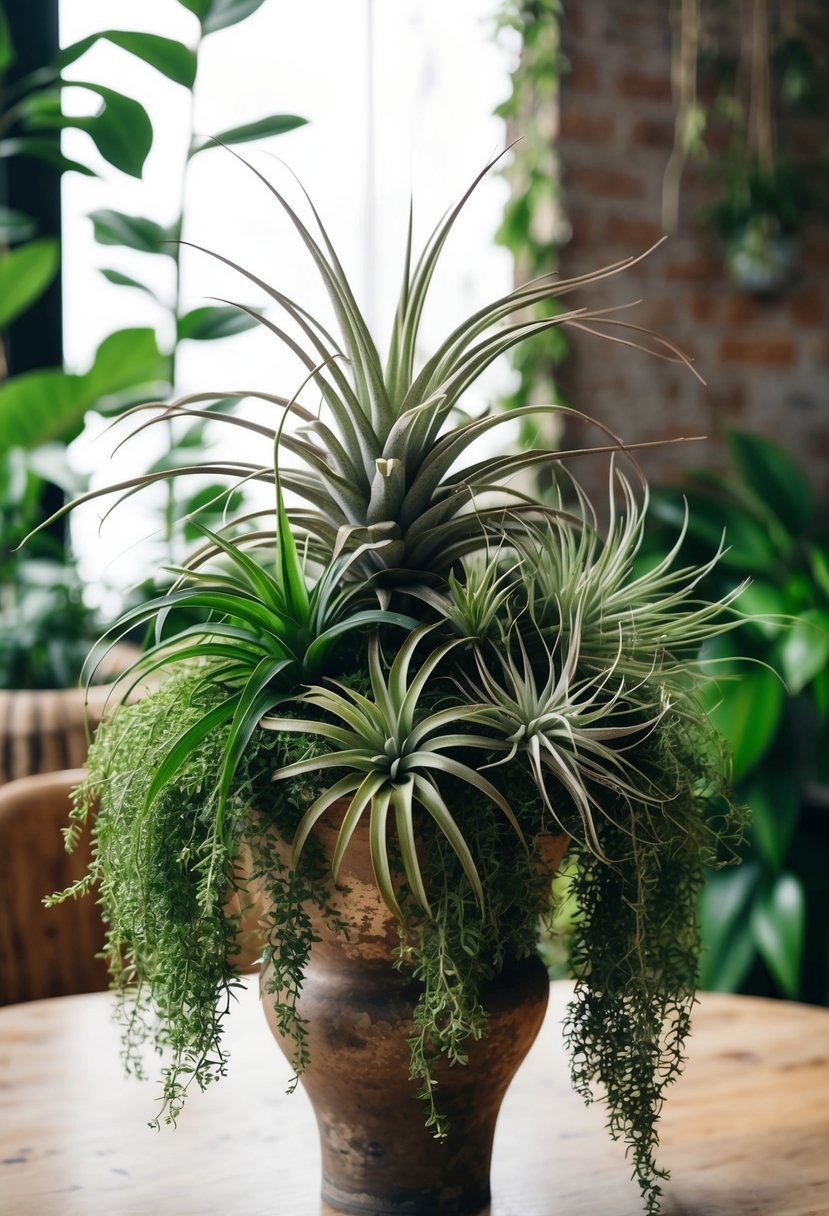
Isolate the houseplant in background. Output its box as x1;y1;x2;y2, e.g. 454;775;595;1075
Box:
0;0;305;778
644;429;829;1007
46;155;746;1216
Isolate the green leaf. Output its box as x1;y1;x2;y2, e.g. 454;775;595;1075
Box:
100;267;157;296
62;83;152;178
57;32;197;88
186;0;268;35
732;579;787;640
176;0;211;19
698;863;761;991
751;873;805;998
776;609;829;695
177;304;258;341
743;769;799;871
0;239;60;329
192;114;307;154
650;488;778;572
699;638;785;780
0;328;169;451
0;137;96;176
90;209;178;255
727;429;815;536
83;327;170;404
0;3;13;73
810;544;829;601
0;206;36;244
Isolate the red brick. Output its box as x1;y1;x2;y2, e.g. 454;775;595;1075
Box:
569;213;592;245
565;51;599;93
566;165;645;200
666;256;720;282
722;294;764;324
558;110;616;145
789;288;827;326
604;216;664;248
720;338;796;366
805;241;829;267
631;117;675;151
688;293;718;323
689;293;765;324
617;70;672;103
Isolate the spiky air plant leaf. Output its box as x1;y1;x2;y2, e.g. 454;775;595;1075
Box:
515;462;748;679
263;627;526;918
106;485;416;849
28;154;702;586
466;620;668;858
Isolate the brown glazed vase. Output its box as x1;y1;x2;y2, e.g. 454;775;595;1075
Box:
259;814;568;1216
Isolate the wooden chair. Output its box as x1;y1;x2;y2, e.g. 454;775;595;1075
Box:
0;768;109;1005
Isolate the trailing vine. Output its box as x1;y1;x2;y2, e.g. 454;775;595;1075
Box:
55;653;745;1214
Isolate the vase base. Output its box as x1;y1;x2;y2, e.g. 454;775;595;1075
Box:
322;1176;490;1215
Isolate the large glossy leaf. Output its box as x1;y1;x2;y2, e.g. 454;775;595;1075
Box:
62;83;153;178
177;305;258;341
776;609;829;695
699;637;785;780
0;239;60;329
732;579;787;640
90;209;178;255
750;873;805;998
743;769;799;871
0;137;96;176
191;114;307;154
728;429;815;536
0;206;34;245
0;328;169;451
697;863;761;991
649;487;778;572
57;31;197;88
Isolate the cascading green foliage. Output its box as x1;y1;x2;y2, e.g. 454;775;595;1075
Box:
46;159;747;1216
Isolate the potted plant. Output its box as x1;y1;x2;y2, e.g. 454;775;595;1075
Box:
46;155;745;1216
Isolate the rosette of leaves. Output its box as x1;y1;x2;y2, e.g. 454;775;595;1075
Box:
44;160;746;1215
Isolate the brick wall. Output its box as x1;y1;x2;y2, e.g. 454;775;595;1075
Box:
555;1;829;494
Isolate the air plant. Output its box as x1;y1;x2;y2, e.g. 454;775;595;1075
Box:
46;153;746;1216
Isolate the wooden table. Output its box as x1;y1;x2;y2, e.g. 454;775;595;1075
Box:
1;981;828;1215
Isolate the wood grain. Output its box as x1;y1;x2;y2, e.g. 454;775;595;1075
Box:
0;982;827;1216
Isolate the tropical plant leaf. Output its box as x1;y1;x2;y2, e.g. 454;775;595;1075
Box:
0;328;168;451
0;239;60;329
100;267;157;296
697;863;762;991
744;769;799;872
750;873;805;998
776;609;829;695
90;209;178;255
201;0;268;34
699;637;785;780
0;137;97;176
0;205;36;244
57;31;197;88
191;114;307;155
67;84;153;177
728;428;815;535
177;304;259;341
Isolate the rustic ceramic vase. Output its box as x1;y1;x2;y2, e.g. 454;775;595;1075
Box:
259;814;567;1216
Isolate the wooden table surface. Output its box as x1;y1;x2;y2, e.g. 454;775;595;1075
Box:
1;980;828;1216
